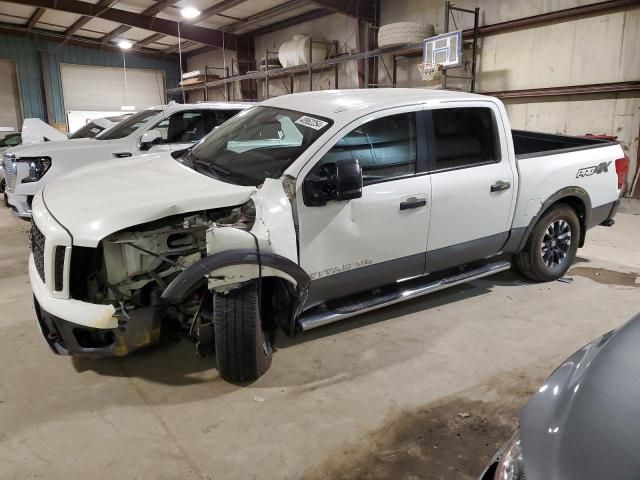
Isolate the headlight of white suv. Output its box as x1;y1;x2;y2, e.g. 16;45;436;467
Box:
20;156;52;183
492;430;526;480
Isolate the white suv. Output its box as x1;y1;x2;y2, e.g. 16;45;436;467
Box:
3;102;252;217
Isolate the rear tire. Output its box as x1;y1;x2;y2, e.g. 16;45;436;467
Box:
213;281;273;383
515;203;580;282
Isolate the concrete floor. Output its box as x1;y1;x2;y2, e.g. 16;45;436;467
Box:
0;202;638;480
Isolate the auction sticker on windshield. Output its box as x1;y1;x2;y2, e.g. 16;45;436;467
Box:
295;116;329;130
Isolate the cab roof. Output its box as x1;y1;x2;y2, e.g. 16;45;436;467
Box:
146;101;254;113
260;88;494;120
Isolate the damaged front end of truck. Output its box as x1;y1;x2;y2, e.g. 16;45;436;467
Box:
34;179;308;359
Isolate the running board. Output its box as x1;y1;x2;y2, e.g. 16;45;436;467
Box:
297;260;511;332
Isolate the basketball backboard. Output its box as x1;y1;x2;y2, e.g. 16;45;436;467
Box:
423;30;462;68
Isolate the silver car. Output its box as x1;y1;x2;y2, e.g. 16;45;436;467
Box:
481;314;640;480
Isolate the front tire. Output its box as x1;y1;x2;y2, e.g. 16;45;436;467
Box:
213;281;273;383
515;203;580;282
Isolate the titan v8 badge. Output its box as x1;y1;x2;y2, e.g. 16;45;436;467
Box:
576;161;612;179
310;259;373;280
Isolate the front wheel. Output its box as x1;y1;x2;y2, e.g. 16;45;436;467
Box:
515;203;580;282
213;281;273;383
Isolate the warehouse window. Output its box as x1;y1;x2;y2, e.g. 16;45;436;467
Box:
319;112;417;185
431;107;499;171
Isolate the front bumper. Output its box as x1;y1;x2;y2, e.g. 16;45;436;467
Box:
30;253;161;358
33;296;161;358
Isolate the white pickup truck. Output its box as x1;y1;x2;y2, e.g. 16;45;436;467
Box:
3;102;251;217
28;89;625;383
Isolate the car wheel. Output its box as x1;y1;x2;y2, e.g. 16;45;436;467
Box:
213;280;273;383
515;203;580;282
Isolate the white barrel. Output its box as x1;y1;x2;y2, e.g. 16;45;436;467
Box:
278;35;327;67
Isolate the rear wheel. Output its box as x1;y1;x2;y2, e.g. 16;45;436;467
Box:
515;203;580;282
213;281;273;383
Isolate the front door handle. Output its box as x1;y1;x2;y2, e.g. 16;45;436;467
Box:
113;152;132;158
491;180;511;192
400;197;427;211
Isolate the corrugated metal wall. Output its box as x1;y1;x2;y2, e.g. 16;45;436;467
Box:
0;35;46;122
0;33;180;125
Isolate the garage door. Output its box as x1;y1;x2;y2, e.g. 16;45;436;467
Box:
60;63;165;113
0;59;22;131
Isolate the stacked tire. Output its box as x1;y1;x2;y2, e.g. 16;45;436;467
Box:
378;22;435;48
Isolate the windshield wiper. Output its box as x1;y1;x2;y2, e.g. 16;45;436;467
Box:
194;160;232;180
204;162;231;177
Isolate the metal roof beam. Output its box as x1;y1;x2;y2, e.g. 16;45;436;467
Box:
224;0;306;32
164;40;197;54
247;8;330;37
307;0;375;22
64;0;118;36
100;24;130;44
7;0;242;47
136;32;166;47
26;6;45;29
99;0;182;44
0;22;174;57
195;0;250;22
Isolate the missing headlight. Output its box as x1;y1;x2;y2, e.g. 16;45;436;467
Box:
215;200;256;230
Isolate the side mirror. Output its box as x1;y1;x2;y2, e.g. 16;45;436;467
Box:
303;159;363;206
333;159;363;201
139;129;162;151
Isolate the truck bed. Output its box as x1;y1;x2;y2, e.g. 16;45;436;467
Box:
512;130;616;159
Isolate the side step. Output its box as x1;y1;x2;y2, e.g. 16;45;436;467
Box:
297;260;511;332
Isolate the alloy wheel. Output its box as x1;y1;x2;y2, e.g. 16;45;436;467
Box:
541;219;572;268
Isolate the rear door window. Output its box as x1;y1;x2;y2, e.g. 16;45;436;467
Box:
430;107;500;171
217;110;241;124
153;110;206;144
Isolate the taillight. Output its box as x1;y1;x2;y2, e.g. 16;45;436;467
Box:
615;157;629;190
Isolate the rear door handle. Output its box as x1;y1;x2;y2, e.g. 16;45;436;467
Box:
400;197;427;211
491;180;511;192
113;152;132;158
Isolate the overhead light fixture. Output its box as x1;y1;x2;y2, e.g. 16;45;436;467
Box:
120;105;136;111
180;6;200;19
118;39;133;50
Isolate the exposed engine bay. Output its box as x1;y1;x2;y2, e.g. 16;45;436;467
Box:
68;202;256;350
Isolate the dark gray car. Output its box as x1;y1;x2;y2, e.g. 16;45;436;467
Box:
481;314;640;480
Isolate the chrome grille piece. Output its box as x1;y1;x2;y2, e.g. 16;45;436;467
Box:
30;223;46;283
2;155;16;192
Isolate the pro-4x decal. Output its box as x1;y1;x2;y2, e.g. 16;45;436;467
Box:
576;161;612;179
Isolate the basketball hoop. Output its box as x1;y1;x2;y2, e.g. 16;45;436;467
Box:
418;63;442;81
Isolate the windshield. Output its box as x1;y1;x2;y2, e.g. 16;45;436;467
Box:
186;106;332;186
98;109;159;140
69;122;105;139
